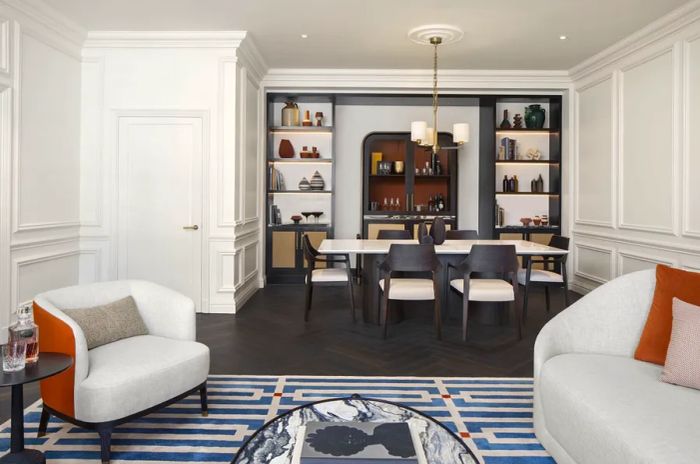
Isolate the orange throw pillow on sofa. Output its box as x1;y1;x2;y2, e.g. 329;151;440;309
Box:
635;265;700;365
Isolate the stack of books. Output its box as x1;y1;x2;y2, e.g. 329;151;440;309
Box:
291;421;427;464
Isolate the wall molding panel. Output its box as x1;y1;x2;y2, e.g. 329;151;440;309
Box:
682;33;700;238
574;242;615;284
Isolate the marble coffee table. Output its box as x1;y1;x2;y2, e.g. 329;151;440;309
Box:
232;394;477;464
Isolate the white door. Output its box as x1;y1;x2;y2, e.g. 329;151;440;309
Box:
117;115;203;311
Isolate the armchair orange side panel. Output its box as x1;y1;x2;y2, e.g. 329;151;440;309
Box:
33;302;76;417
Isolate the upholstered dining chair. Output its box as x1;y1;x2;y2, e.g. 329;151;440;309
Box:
518;235;570;322
302;234;355;322
448;244;522;342
378;244;441;339
376;229;412;239
33;281;210;464
429;217;447;244
445;229;479;240
417;222;433;244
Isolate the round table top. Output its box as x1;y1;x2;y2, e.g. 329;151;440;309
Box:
0;352;72;387
232;395;477;464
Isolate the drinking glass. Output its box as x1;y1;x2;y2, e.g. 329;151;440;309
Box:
2;342;26;372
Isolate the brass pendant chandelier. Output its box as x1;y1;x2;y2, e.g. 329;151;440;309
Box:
408;25;469;154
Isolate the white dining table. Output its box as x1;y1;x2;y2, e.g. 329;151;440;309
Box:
318;238;568;324
319;239;569;256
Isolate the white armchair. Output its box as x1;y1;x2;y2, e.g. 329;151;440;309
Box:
534;269;700;464
33;280;210;464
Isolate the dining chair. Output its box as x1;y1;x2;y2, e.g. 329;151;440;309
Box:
417;222;433;244
302;234;355;322
377;244;441;339
518;235;570;322
448;244;522;342
445;229;479;240
376;229;412;239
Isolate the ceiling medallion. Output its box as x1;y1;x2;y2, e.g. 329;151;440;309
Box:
407;24;464;46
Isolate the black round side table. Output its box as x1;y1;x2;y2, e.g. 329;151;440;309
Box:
0;352;72;464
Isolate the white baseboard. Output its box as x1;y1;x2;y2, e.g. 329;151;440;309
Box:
233;276;260;313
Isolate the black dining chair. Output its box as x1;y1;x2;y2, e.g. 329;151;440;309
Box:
376;229;412;240
378;244;441;339
429;217;447;244
518;235;570;322
302;234;355;322
446;230;479;240
417;222;433;244
448;245;522;342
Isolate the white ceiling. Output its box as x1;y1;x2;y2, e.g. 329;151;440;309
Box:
45;0;688;69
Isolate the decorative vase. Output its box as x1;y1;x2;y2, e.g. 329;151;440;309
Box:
309;171;325;190
524;104;546;129
278;139;294;158
513;113;523;129
394;161;405;174
298;177;311;191
499;109;511;129
429;217;447;245
315;112;324;127
536;174;545;193
281;101;300;126
302;110;312;127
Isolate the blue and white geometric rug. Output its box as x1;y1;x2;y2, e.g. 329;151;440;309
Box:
0;375;552;463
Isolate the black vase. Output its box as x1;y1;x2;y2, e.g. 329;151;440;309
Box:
430;217;446;245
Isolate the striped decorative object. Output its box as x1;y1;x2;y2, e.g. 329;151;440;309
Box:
0;375;553;463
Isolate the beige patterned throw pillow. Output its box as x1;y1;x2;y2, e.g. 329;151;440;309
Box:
660;298;700;390
63;296;149;350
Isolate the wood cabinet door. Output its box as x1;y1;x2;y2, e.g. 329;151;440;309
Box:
367;223;406;239
271;231;297;268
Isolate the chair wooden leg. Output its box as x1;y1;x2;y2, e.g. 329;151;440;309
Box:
37;406;50;438
462;296;470;342
200;384;208;417
522;283;530;323
382;296;390;339
304;284;313;322
98;426;113;464
348;282;356;322
434;298;442;341
544;286;551;313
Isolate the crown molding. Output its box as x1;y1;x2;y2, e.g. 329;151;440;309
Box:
570;0;700;81
0;0;85;47
84;30;248;49
236;35;268;83
262;68;571;91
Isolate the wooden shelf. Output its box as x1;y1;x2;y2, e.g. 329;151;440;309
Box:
369;174;405;178
268;190;332;194
270;126;333;133
415;175;450;179
496;192;559;196
495;128;559;133
268;158;332;163
495;160;559;165
496;225;560;233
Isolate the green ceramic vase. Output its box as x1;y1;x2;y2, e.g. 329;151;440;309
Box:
524;104;546;129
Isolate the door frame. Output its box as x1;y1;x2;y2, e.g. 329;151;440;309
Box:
112;109;210;312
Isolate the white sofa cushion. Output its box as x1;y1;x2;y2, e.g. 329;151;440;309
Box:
309;268;349;282
379;278;434;300
75;335;210;423
450;279;514;302
517;269;563;285
539;353;700;464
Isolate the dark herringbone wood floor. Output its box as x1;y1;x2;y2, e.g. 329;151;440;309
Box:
0;284;580;422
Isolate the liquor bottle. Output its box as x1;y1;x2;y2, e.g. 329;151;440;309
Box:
435;158;443;175
513;175;519;192
438;194;445;211
508;176;515;192
9;304;39;363
428;195;434;212
503;175;509;192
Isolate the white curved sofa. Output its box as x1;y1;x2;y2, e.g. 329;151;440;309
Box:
534;269;700;464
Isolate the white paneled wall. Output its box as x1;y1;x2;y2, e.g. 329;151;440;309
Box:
80;32;266;313
0;1;84;334
570;4;700;293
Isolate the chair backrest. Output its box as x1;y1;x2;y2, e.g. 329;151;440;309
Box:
417;222;433;244
377;229;412;240
429;217;447;245
466;245;519;275
446;229;479;240
385;244;437;273
549;235;570;250
302;234;319;264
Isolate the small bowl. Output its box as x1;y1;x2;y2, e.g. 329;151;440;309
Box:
533;216;542;226
291;215;302;224
520;217;533;227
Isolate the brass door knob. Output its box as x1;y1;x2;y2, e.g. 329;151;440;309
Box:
183;225;199;230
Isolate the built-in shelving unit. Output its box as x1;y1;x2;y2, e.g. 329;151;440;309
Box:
479;95;562;239
265;94;335;284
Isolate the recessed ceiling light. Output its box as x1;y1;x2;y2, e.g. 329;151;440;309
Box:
559;35;568;40
301;34;309;39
